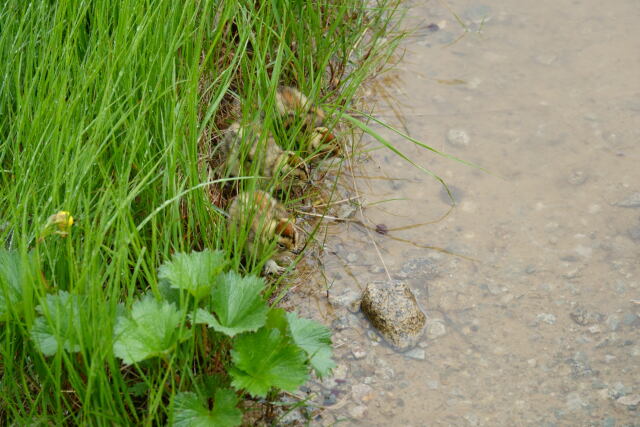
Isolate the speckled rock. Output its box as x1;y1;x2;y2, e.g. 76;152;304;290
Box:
360;280;426;350
614;192;640;208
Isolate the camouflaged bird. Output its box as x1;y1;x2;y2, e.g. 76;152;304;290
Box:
275;86;340;156
227;190;299;275
221;121;309;186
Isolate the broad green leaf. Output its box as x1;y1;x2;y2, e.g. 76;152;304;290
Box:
158;278;181;306
230;328;308;397
192;271;267;337
158;250;227;300
172;390;242;427
0;249;35;319
31;291;83;356
128;382;150;398
265;308;288;333
113;296;188;364
286;312;335;378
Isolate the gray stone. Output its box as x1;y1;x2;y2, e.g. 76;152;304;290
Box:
352;346;367;360
613;281;626;294
346;252;358;263
374;365;395;381
335;202;357;219
351;383;374;403
360;280;427;350
398;257;440;280
535;54;558;66
614;192;640;208
446;129;470;147
328;290;359;311
565;392;587;411
331;316;349;331
567;170;588;185
588;325;601;334
536;313;557;325
592;380;608;390
279;408;306;425
426;319;447;339
566;352;595;378
622;312;638;326
616;394;640;407
348;405;367;419
601;416;616;427
369;264;386;274
570;305;604;326
628;226;640;242
606;315;621;331
322;393;337;406
333;363;348;380
612;382;631;397
404;348;426;360
464;413;479;426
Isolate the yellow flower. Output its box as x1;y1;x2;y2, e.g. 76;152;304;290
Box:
47;211;74;236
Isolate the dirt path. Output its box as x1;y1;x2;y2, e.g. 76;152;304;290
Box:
285;0;640;424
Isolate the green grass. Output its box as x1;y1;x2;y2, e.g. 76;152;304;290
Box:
0;0;404;424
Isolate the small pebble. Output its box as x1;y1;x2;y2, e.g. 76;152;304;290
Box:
351;384;374;403
628;226;640;242
348;405;368;419
601;417;616;427
622;312;638;326
375;223;388;235
426;380;439;390
446;129;470;147
404;348;426;360
614;192;640;208
565;392;587;411
536;313;557;325
369;264;386;274
612;382;630;397
352;347;367;360
333;364;348;380
367;330;382;343
426;23;439;32
464;413;479;426
616;394;640;407
535;53;558;65
567;170;588;185
427;320;447;339
606;315;621;331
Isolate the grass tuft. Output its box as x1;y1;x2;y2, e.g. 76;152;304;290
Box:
0;0;407;424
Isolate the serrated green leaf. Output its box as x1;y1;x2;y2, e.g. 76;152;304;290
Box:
192;271;267;337
0;249;35;319
30;291;83;356
286;312;335;378
128;382;150;398
265;308;288;333
113;296;188;364
230;328;308;397
158;250;227;300
172;390;242;427
158;278;181;306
